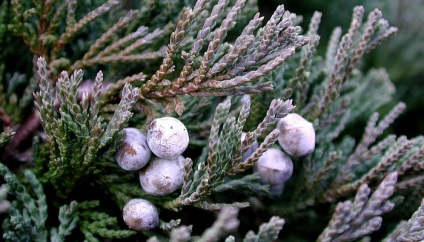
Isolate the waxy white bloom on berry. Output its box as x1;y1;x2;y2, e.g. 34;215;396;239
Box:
123;198;159;231
116;128;151;171
277;113;315;157
147;117;189;159
254;148;293;195
139;156;185;196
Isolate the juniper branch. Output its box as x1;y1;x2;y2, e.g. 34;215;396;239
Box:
333;102;406;187
318;173;397;242
198;207;240;242
54;0;122;53
0;164;48;241
243;216;285;242
34;57;139;196
384;199;424;242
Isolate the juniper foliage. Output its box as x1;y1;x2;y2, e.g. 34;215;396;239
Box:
0;0;423;241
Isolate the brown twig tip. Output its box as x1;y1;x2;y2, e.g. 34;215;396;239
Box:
139;2;307;115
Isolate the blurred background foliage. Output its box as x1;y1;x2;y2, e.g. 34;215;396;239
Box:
261;0;424;137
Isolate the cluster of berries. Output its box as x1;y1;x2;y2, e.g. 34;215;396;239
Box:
116;117;189;231
117;113;315;231
254;113;316;195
